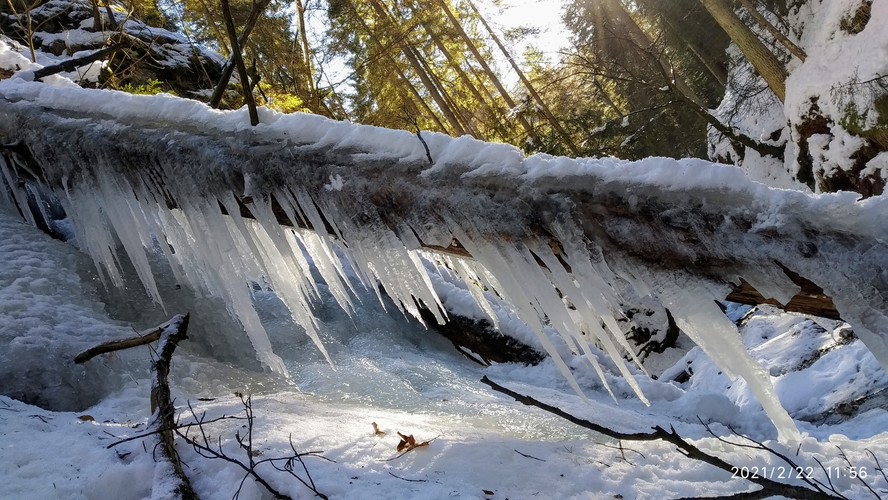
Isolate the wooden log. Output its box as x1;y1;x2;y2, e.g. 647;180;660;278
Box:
31;41;128;81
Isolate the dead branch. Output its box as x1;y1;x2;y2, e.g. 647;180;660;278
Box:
514;449;545;462
388;471;428;482
176;395;330;500
480;376;842;500
106;414;247;449
74;317;178;364
208;0;271;108
30;40;128;81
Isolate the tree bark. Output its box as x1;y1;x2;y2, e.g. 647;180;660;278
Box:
737;0;806;62
219;0;258;126
698;0;788;102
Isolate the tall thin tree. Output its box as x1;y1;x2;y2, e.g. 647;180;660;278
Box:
466;0;581;156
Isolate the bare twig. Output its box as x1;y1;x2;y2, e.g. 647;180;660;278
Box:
106;414;247;449
174;396;330;499
388;471;427;482
866;449;888;486
481;376;842;500
837;446;881;499
74;317;177;364
514;449;545;462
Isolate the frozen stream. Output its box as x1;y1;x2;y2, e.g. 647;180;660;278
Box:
255;279;605;443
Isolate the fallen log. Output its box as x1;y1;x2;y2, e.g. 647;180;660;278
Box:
3;85;887;433
27;39;129;81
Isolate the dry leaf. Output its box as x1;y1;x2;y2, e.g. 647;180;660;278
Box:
372;422;386;437
78;415;95;422
396;431;431;453
396;432;416;452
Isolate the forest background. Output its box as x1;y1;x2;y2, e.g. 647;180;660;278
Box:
4;0;883;198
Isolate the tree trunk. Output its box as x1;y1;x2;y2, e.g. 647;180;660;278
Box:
348;3;451;133
294;0;324;113
414;44;479;137
368;0;467;136
219;0;258;125
698;0;788;101
610;0;710;110
209;0;270;109
658;13;728;87
432;0;541;146
418;18;510;141
466;0;581;156
737;0;806;61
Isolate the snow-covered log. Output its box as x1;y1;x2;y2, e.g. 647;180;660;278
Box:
2;80;887;441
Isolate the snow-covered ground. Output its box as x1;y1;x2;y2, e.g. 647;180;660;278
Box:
2;206;888;499
4;4;888;496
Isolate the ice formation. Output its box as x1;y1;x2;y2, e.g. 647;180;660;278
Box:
3;78;888;440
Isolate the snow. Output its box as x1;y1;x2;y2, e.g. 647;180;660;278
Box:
4;60;888;440
2;193;888;498
715;0;888;192
4;17;888;495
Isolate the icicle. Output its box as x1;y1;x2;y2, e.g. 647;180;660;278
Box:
0;154;37;227
549;220;647;369
159;196;288;375
452;257;500;328
134;186;187;289
447;223;601;402
739;263;801;306
94;170;165;308
648;271;801;442
281;188;362;299
526;239;650;404
61;182;124;289
24;184;52;230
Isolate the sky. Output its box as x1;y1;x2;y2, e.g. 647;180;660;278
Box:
476;0;571;57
